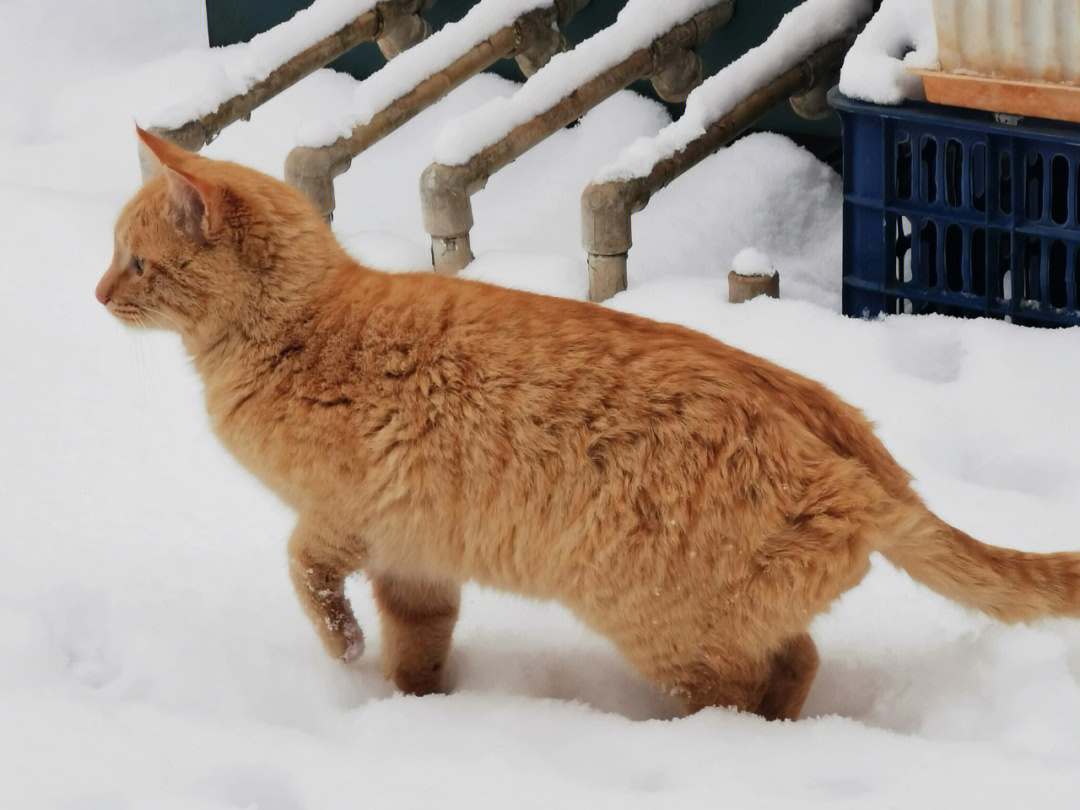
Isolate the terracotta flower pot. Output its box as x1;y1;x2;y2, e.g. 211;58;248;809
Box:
931;0;1080;84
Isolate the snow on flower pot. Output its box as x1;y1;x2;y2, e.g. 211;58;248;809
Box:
931;0;1080;83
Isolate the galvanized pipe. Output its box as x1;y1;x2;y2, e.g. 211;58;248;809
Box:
141;0;430;179
286;3;585;221
581;36;855;302
421;1;735;275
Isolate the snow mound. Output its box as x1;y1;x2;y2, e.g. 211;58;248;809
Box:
839;0;939;104
629;133;844;311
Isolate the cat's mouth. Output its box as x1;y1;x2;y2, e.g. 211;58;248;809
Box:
109;303;151;327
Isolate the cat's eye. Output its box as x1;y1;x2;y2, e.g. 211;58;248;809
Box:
133;256;145;276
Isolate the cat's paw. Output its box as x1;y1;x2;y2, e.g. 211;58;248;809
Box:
340;634;364;664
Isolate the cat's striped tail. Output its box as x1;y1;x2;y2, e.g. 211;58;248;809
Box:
878;506;1080;622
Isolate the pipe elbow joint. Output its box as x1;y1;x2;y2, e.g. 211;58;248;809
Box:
284;145;350;219
420;163;476;238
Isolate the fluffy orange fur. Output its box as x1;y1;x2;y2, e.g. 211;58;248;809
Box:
97;128;1080;719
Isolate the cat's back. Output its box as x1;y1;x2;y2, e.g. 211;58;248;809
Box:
300;266;908;505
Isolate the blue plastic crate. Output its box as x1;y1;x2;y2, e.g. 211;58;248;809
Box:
830;90;1080;326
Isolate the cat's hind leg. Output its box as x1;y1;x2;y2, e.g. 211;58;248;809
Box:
664;633;818;720
755;632;819;721
372;574;461;696
663;654;775;717
288;518;367;663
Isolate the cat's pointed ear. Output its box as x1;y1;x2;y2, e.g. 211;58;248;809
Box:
135;125;195;170
133;123;199;167
162;164;226;238
135;126;227;238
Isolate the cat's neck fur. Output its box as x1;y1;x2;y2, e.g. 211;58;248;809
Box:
183;229;360;379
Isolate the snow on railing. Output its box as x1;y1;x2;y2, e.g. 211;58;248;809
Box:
138;0;430;176
296;0;573;149
419;0;735;275
433;0;722;167
582;0;871;301
285;0;589;220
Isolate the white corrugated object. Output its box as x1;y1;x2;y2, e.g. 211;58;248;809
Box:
932;0;1080;84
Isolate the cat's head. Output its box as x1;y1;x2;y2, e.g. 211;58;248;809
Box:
97;127;339;347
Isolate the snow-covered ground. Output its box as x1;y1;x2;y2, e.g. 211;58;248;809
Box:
3;2;1080;808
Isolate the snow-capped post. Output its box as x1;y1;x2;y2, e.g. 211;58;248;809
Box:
422;0;735;276
728;248;779;302
582;0;872;303
286;1;590;223
140;0;431;180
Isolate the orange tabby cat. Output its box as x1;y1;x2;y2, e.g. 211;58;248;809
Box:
97;128;1080;719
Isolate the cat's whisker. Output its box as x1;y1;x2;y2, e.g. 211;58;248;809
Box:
133;317;152;380
143;305;184;332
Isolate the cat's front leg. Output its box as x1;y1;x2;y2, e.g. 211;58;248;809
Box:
371;574;461;696
287;516;367;663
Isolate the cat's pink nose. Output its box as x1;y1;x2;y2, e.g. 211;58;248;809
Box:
95;272;116;305
97;261;122;306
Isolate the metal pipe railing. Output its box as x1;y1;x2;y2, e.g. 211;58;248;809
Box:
140;0;432;179
581;36;855;301
420;1;736;275
285;0;589;221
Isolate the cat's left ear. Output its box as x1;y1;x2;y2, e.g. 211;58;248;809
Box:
135;125;194;169
161;164;226;238
136;126;226;238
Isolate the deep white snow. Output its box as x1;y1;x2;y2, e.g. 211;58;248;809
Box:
4;2;1080;809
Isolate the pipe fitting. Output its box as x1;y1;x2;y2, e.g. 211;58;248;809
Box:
790;69;840;120
647;0;734;103
581;180;638;256
376;11;431;59
651;47;704;103
513;9;566;77
420;163;477;236
421;163;479;274
284;145;351;220
582;180;646;301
